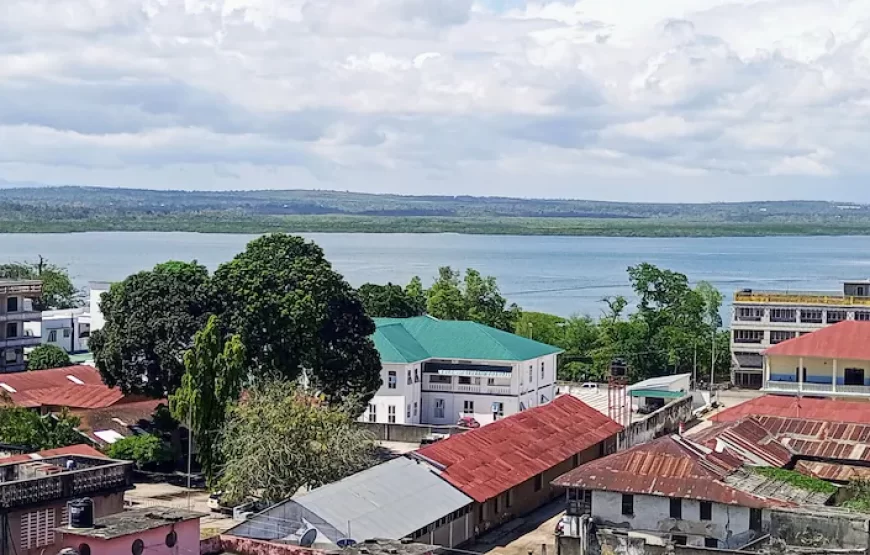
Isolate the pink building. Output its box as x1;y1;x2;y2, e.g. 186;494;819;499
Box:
58;507;203;555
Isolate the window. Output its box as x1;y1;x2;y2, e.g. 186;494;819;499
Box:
132;539;145;555
6;297;18;313
5;323;17;339
458;376;472;385
541;361;545;380
700;501;712;521
770;308;797;322
414;368;419;383
407;370;412;385
388;405;396;423
705;538;718;548
407;405;411;419
534;473;543;492
413;402;418;416
540;394;547;404
165;531;178;548
78;544;92;555
429;374;451;384
506;490;512;508
487;378;496;386
572;453;580;467
388;371;397;389
673;535;687;546
770;330;796;344
20;508;55;549
670;498;682;519
463;400;474;414
621;494;634;516
733;329;763;344
736;307;763;321
749;508;762;532
48;329;57;342
368;404;377;423
801;309;823;324
435;399;445;419
492;402;504;420
63;328;71;338
493;496;499;514
828;310;847;323
845;368;865;386
856;311;870;322
529;365;533;382
5;349;17;363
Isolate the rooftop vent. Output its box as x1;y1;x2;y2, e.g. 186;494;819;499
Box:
0;383;17;393
67;375;85;385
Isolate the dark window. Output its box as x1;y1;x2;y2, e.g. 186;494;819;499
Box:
673;535;687;546
572;453;579;467
6;297;17;313
534;474;543;492
705;538;718;548
165;531;177;548
132;539;145;555
621;494;633;516
506;490;512;508
750;508;762;532
700;501;712;521
78;544;92;555
845;368;865;387
670;498;682;519
458;376;472;385
5;323;17;338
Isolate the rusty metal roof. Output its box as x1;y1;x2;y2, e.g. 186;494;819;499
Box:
764;321;870;360
713;394;870;425
552;435;797;509
415;395;623;503
0;365;129;409
689;418;793;468
796;460;870;482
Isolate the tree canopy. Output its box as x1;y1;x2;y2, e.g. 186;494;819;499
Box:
0;257;80;310
425;267;519;331
0;406;84;450
219;381;377;504
358;281;425;318
90;261;214;397
107;433;174;470
27;344;72;371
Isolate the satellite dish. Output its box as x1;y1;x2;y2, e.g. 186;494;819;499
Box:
337;539;357;548
299;528;317;548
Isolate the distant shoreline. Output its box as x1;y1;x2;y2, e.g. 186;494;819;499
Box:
2;215;870;238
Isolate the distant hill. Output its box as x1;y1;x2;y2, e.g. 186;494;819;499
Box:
0;186;868;236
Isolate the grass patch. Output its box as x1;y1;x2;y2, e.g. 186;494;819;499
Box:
751;466;837;495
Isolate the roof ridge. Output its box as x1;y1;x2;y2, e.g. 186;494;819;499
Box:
471;322;524;360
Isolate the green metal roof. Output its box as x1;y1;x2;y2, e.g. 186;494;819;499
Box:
372;316;563;364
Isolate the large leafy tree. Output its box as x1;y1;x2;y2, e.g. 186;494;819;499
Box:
426;267;519;331
0;256;80;309
27;344;72;371
107;434;173;470
358;283;425;318
212;234;381;407
89;261;214;397
426;267;467;321
0;406;85;449
169;315;245;486
219;381;376;505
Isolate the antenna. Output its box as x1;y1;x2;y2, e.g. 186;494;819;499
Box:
337;539;358;548
299;528;317;548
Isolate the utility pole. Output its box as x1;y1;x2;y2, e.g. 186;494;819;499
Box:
709;328;716;404
693;343;697;389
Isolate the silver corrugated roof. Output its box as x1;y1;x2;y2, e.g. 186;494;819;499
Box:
229;457;472;545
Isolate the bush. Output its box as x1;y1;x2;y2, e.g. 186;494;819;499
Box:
107;434;174;470
27;344;71;371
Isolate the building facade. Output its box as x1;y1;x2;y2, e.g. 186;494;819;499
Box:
0;280;43;373
24;308;91;354
731;280;870;388
58;507;203;555
363;316;562;427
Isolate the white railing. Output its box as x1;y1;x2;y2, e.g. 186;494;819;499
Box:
764;381;870;397
0;311;41;322
430;383;513;396
426;383;452;392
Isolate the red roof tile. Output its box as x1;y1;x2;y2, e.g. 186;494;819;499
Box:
713;394;870;426
552;435;794;509
74;399;167;444
415;395;623;502
0;365;128;409
0;444;106;464
764;321;870;360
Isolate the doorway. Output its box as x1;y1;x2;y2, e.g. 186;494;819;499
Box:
845;368;865;387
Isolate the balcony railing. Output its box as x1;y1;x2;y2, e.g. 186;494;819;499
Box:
0;336;41;348
0;457;133;509
0;311;42;323
424;382;512;396
764;381;870;397
735;291;870;307
0;282;42;296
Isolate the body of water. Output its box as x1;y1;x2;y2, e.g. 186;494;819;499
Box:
1;232;868;318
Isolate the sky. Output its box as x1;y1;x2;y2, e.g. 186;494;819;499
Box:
2;0;870;202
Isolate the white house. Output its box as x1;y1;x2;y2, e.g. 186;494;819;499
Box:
363;316;562;427
24;307;91;354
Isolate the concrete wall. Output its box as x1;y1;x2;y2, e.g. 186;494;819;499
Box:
354;421;464;443
589;492;760;548
204;535;329;555
558;529;756;555
621;395;694;449
61;517;199;555
769;509;870;550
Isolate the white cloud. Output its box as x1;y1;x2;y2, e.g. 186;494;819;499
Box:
2;0;870;201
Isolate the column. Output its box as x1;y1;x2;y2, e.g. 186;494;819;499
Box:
764;356;770;387
799;356;804;392
832;358;838;393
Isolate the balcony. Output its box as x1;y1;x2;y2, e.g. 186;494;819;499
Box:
735;291;870;307
763;381;870;397
424;381;513;396
0;311;42;323
0;455;134;509
0;336;41;348
0;281;42;296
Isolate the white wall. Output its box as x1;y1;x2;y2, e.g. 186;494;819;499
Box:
362;362;422;425
88;283;110;332
591;491;758;547
37;310;90;353
421;391;519;426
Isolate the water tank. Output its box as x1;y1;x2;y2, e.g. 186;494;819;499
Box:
69;498;95;529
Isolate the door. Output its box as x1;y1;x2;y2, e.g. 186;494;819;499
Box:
750;508;762;532
845;368;865;387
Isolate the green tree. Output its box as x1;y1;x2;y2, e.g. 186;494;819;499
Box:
405;276;427;315
212;234;381;408
219;381;377;504
0;256;80;309
559;315;603;381
358;283;425;318
0;406;84;449
27;344;72;371
514;311;566;346
107;434;173;470
170;315;245;486
89;261;214;398
426;267;467;320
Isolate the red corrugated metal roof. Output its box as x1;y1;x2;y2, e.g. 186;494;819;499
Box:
0;365;128;409
796;460;870;482
415;395;623;502
713;394;870;425
0;444;106;464
689;418;793;468
763;321;870;359
552;435;794;509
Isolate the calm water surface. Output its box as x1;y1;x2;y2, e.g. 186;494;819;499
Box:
1;232;868;318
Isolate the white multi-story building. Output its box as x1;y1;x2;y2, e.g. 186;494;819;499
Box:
24;307;91;354
731;280;870;388
362;316;562;427
0;280;43;373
